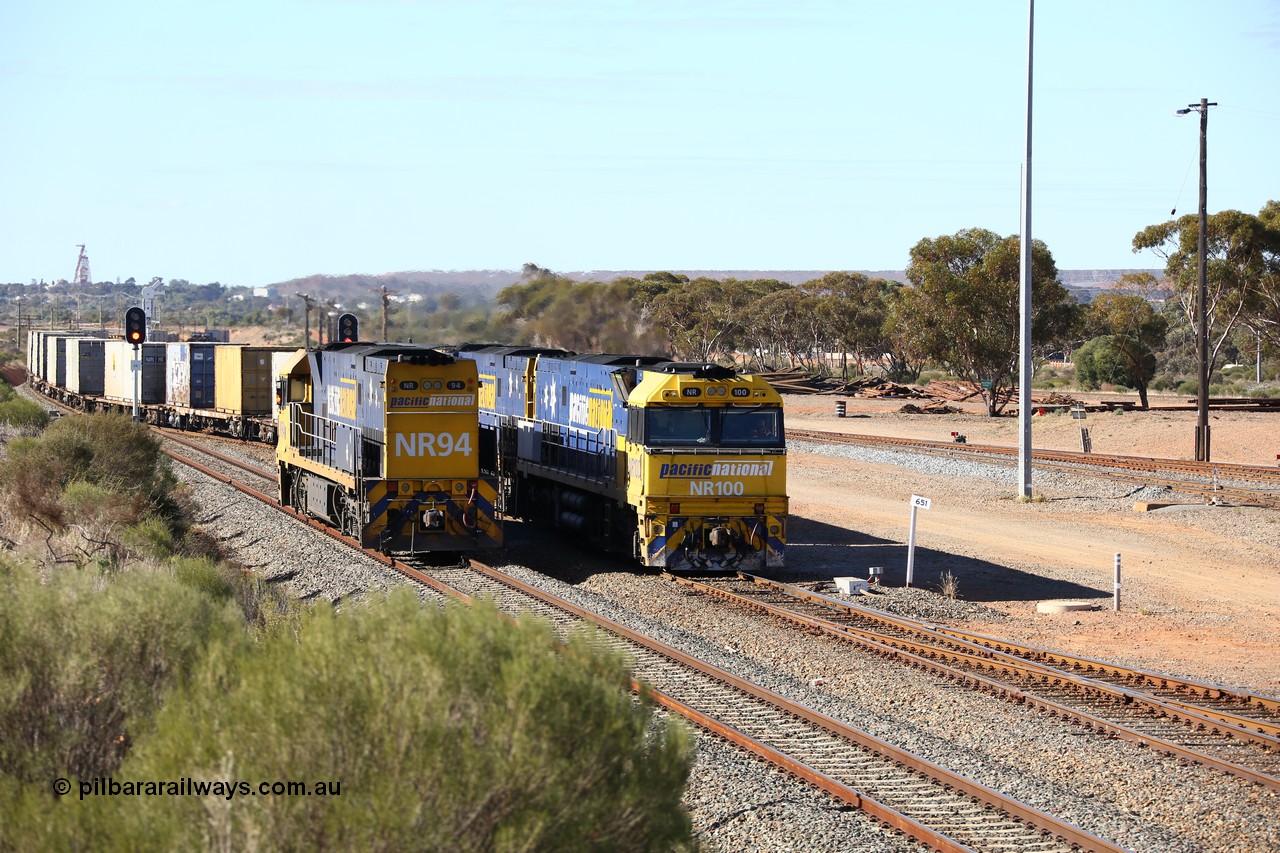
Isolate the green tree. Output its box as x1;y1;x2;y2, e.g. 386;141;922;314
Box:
1084;290;1168;408
1073;336;1138;391
903;228;1081;415
496;273;665;353
803;272;893;378
1132;207;1275;375
751;287;813;368
881;285;929;383
648;277;785;362
1242;200;1280;357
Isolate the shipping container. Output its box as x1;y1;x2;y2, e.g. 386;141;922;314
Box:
215;346;296;416
30;330;54;383
25;330;37;380
104;340;166;403
37;331;59;384
67;338;106;396
26;330;42;381
270;349;299;389
165;342;222;408
51;337;69;388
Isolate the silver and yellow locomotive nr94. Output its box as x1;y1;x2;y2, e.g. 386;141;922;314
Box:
276;343;501;555
457;345;786;572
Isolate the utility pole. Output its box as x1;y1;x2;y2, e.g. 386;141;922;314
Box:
320;301;338;346
295;293;316;349
380;285;393;343
1177;98;1216;462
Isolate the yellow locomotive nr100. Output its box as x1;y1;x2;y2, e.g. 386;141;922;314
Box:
457;345;786;571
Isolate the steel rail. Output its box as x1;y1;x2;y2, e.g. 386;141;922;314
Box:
743;573;1280;732
787;428;1280;505
158;430;278;483
161;444;1120;852
462;563;1122;853
664;573;1280;790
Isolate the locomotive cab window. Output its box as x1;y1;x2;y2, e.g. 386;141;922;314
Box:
626;406;644;443
719;408;783;448
644;405;782;448
645;407;711;446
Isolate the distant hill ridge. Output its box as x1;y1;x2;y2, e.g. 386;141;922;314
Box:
275;268;1160;293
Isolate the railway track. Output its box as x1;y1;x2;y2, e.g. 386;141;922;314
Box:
665;571;1280;791
787;428;1280;506
158;436;1122;852
24;390;1264;848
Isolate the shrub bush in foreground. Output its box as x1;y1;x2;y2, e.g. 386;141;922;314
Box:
4;591;695;852
0;559;246;787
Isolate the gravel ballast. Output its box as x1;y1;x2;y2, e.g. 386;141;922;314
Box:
161;433;1280;852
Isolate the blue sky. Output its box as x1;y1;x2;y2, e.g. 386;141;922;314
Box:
2;0;1277;287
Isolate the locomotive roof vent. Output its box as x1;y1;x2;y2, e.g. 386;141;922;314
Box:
655;362;737;380
395;350;455;366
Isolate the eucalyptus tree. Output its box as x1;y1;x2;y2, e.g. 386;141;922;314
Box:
1081;291;1168;408
648;277;785;362
751;287;820;368
1241;200;1280;356
902;228;1080;416
881;285;929;383
497;272;663;352
1132;207;1276;375
802;271;893;378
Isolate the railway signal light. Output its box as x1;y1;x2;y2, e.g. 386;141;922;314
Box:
337;312;358;343
125;307;146;344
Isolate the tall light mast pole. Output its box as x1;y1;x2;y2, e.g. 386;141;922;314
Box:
1017;0;1035;498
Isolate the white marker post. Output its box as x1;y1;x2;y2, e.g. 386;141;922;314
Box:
1114;552;1121;612
906;495;931;587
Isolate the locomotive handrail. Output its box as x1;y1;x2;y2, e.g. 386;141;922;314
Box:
288;402;345;469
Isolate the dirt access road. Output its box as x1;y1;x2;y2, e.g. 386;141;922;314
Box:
780;391;1280;697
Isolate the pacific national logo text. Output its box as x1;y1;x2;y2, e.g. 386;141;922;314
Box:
658;461;774;478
